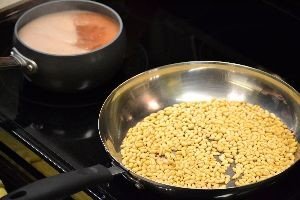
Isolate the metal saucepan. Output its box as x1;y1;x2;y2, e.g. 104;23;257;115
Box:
3;61;299;200
0;0;126;92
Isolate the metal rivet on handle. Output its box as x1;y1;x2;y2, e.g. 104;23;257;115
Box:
27;64;34;72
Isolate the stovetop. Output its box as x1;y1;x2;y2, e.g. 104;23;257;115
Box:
0;1;299;200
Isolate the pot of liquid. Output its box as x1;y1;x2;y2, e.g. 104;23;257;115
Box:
0;0;126;92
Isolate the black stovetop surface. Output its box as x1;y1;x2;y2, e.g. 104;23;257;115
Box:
0;1;299;200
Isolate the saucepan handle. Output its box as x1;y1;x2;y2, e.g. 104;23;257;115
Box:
0;48;37;73
2;164;119;200
0;56;22;69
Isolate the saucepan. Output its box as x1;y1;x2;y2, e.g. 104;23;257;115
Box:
3;61;300;200
0;0;126;92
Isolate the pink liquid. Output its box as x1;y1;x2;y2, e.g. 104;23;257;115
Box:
18;10;119;55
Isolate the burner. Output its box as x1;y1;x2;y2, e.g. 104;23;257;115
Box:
16;102;99;140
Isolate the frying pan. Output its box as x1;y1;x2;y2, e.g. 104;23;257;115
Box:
0;0;126;92
3;61;300;200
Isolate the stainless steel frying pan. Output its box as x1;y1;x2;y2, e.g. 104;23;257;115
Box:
3;61;299;200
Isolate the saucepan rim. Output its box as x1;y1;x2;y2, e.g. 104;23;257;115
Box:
14;0;123;57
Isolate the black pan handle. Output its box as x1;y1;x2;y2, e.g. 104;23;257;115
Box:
2;164;119;200
0;56;22;69
0;48;37;73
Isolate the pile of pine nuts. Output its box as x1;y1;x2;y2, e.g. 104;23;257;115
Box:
121;100;298;189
